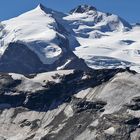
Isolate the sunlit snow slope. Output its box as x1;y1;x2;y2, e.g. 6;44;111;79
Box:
63;5;140;71
74;26;140;69
0;4;89;74
1;5;61;64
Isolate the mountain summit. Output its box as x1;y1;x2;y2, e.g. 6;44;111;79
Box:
36;3;50;14
70;4;97;14
36;3;54;14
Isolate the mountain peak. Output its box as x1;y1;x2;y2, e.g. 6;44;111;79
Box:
70;4;97;14
37;3;46;9
36;3;54;14
36;3;49;12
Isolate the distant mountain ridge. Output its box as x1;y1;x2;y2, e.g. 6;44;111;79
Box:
0;4;140;74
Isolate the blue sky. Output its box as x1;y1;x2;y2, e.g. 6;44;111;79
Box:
0;0;139;23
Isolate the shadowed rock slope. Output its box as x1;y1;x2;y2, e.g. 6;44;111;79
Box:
0;68;140;140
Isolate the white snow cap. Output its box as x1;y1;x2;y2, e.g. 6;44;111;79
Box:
0;3;63;65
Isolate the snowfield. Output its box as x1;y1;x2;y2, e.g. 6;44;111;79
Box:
74;26;140;69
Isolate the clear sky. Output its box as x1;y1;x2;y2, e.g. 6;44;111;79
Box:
0;0;139;23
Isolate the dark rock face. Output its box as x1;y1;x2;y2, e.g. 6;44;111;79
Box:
0;42;47;74
75;99;106;113
70;5;97;14
0;42;90;74
126;96;140;111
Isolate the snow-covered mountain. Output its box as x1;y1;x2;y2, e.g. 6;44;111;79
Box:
62;5;140;71
67;5;132;34
0;4;140;74
0;4;140;140
0;4;89;74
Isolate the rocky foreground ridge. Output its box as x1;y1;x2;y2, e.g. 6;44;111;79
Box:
0;68;140;140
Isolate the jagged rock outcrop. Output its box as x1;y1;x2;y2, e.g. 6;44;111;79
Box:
0;69;140;140
70;5;97;14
